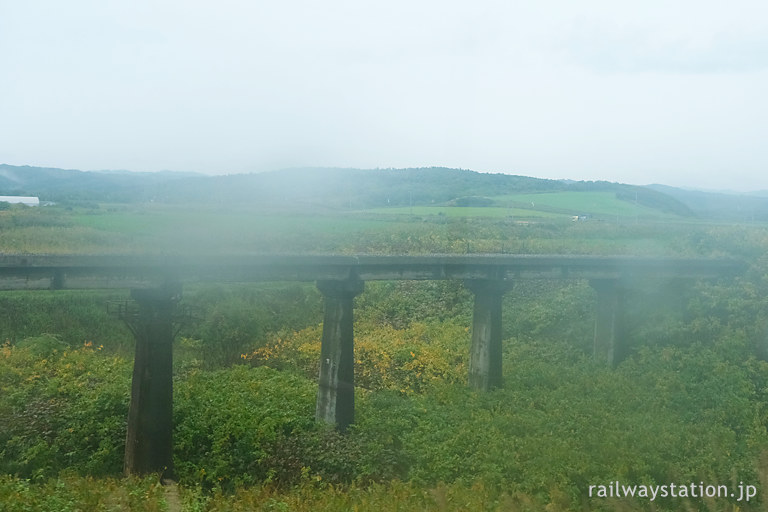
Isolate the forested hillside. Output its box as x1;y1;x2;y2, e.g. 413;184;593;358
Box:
649;184;768;222
1;164;694;216
0;164;197;203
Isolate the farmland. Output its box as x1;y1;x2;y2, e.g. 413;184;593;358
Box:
370;191;679;221
0;188;734;258
2;170;768;511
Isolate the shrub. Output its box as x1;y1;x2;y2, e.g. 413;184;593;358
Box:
173;365;316;491
0;474;167;512
243;320;469;395
181;284;323;368
0;340;131;480
0;291;133;351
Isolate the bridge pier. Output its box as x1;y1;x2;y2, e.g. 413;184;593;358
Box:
124;283;181;479
590;279;626;366
466;280;513;391
315;278;364;430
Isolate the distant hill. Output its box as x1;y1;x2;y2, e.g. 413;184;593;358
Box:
155;167;566;208
0;165;198;203
648;184;768;222
0;164;696;217
154;167;695;216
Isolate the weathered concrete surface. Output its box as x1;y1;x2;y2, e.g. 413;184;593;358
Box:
124;283;181;479
0;254;744;289
466;280;514;391
315;278;364;430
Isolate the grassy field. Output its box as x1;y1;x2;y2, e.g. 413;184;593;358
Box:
366;205;566;219
493;191;670;218
368;191;680;221
0;200;737;256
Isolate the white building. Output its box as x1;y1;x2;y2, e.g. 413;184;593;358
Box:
0;196;40;206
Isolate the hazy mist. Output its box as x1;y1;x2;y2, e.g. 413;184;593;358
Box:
2;1;767;191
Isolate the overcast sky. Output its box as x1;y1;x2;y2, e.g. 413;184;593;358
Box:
2;1;767;191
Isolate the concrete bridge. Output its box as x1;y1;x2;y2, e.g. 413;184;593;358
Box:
0;254;744;479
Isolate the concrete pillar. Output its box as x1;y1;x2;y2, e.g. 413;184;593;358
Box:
465;279;513;391
124;283;181;479
315;278;364;430
590;279;625;366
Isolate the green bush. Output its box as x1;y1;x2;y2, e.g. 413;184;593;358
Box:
243;319;470;394
173;365;316;490
181;284;323;368
0;474;167;512
0;291;133;351
0;341;131;480
14;334;68;357
355;280;472;329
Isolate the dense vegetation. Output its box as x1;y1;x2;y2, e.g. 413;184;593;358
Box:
3;168;768;510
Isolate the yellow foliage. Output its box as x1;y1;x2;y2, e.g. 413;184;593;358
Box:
242;321;468;394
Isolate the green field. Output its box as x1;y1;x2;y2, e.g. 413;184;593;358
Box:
0;202;715;256
494;191;671;217
367;205;566;218
369;191;682;221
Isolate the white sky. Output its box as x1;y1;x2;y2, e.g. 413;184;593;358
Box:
2;0;767;191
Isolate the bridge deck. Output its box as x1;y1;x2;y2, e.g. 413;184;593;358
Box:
0;254;745;290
